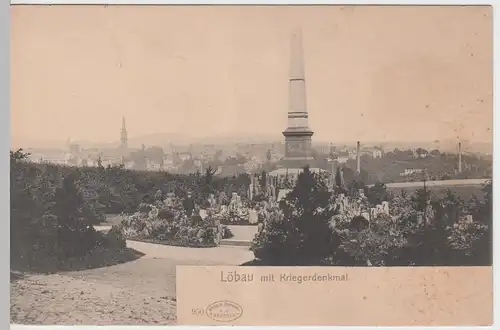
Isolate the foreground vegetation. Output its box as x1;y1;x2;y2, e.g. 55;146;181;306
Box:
116;199;234;248
11;150;132;272
11;148;492;269
11;149;246;268
251;167;492;266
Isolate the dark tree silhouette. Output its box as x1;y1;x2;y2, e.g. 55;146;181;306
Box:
252;166;340;265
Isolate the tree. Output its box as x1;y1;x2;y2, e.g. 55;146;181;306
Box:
117;174;142;213
407;186;450;266
481;180;493;223
430;149;441;157
346;179;364;197
201;166;217;197
251;166;340;265
259;170;267;188
412;187;430;213
415;148;428;158
364;181;390;206
341;167;356;185
10;148;30;162
11;150;53;264
204;166;217;185
53;171;100;259
400;189;408;200
335;214;410;266
97;156;103;169
79;170;106;225
335;167;342;187
466;180;493;265
441;189;463;225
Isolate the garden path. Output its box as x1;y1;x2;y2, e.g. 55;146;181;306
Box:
11;240;253;325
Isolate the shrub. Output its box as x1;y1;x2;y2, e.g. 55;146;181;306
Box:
349;216;369;231
158;208;175;220
251;167;340;265
10;152;110;270
221;225;234;239
335;214;411;266
138;203;153;214
364;181;392;206
118;204;226;248
253;194;267;202
104;225;126;249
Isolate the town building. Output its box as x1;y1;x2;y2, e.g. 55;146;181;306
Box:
400;168;425;177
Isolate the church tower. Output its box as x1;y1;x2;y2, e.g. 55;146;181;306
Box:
120;116;128;154
282;28;314;168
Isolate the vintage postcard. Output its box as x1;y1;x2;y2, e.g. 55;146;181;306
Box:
10;4;493;326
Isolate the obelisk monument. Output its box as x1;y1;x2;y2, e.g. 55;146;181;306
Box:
282;28;315;168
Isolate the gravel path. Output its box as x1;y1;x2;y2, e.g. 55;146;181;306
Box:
11;240;254;325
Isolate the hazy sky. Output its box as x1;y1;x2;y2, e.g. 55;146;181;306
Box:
11;5;493;146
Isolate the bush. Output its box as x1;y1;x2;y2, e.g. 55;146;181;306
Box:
158;208;175;220
221;225;234;239
12;152;252;217
251;167;340;265
138;203;153;214
10;151;111;269
364;181;392;206
118;202;226;248
335;214;411;266
104;225;126;249
349;216;369;231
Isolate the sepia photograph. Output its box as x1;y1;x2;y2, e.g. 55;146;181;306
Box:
10;4;493;326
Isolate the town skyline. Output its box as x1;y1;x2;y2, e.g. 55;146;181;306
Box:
11;129;492;152
12;6;492;146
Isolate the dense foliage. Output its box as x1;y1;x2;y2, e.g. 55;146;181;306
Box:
251;167;341;265
11;150;126;270
116;198;233;247
11;147;492;268
339;149;492;184
14;151;251;216
251;164;493;267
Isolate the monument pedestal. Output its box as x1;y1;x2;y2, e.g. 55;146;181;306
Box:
282;127;315;168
